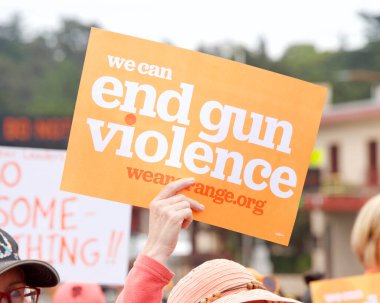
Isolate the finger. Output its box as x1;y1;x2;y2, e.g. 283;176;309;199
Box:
185;196;205;211
154;178;195;200
170;200;191;211
182;216;193;229
164;194;205;211
150;194;186;210
166;194;188;205
175;208;193;229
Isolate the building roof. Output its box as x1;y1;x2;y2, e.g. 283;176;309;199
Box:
302;194;369;212
321;99;380;126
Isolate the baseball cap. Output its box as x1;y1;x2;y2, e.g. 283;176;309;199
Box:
168;259;301;303
53;282;106;303
0;228;59;287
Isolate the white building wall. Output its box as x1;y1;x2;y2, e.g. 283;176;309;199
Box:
326;213;363;277
315;119;380;185
310;103;380;278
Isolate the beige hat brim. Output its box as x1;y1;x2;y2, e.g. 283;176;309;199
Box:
214;288;301;303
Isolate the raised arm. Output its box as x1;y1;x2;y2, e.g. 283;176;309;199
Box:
116;178;204;303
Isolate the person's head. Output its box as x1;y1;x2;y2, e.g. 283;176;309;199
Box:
0;229;59;303
168;259;300;303
351;194;380;271
52;281;106;303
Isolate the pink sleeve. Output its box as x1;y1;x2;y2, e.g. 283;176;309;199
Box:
115;254;174;303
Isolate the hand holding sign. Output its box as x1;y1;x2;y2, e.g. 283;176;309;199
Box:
142;178;205;264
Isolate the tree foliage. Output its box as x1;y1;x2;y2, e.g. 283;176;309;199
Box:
0;13;379;116
0;16;95;116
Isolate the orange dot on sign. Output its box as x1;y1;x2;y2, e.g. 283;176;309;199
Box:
125;114;137;125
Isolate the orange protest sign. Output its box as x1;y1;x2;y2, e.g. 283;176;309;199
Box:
311;274;380;303
61;27;326;245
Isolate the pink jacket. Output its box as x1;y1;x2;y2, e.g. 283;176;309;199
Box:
116;254;174;303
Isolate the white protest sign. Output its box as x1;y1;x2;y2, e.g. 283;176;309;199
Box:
0;146;132;285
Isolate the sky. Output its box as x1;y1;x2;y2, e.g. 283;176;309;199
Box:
1;0;380;58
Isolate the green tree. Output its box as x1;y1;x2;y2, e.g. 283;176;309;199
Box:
360;12;380;42
0;17;93;116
